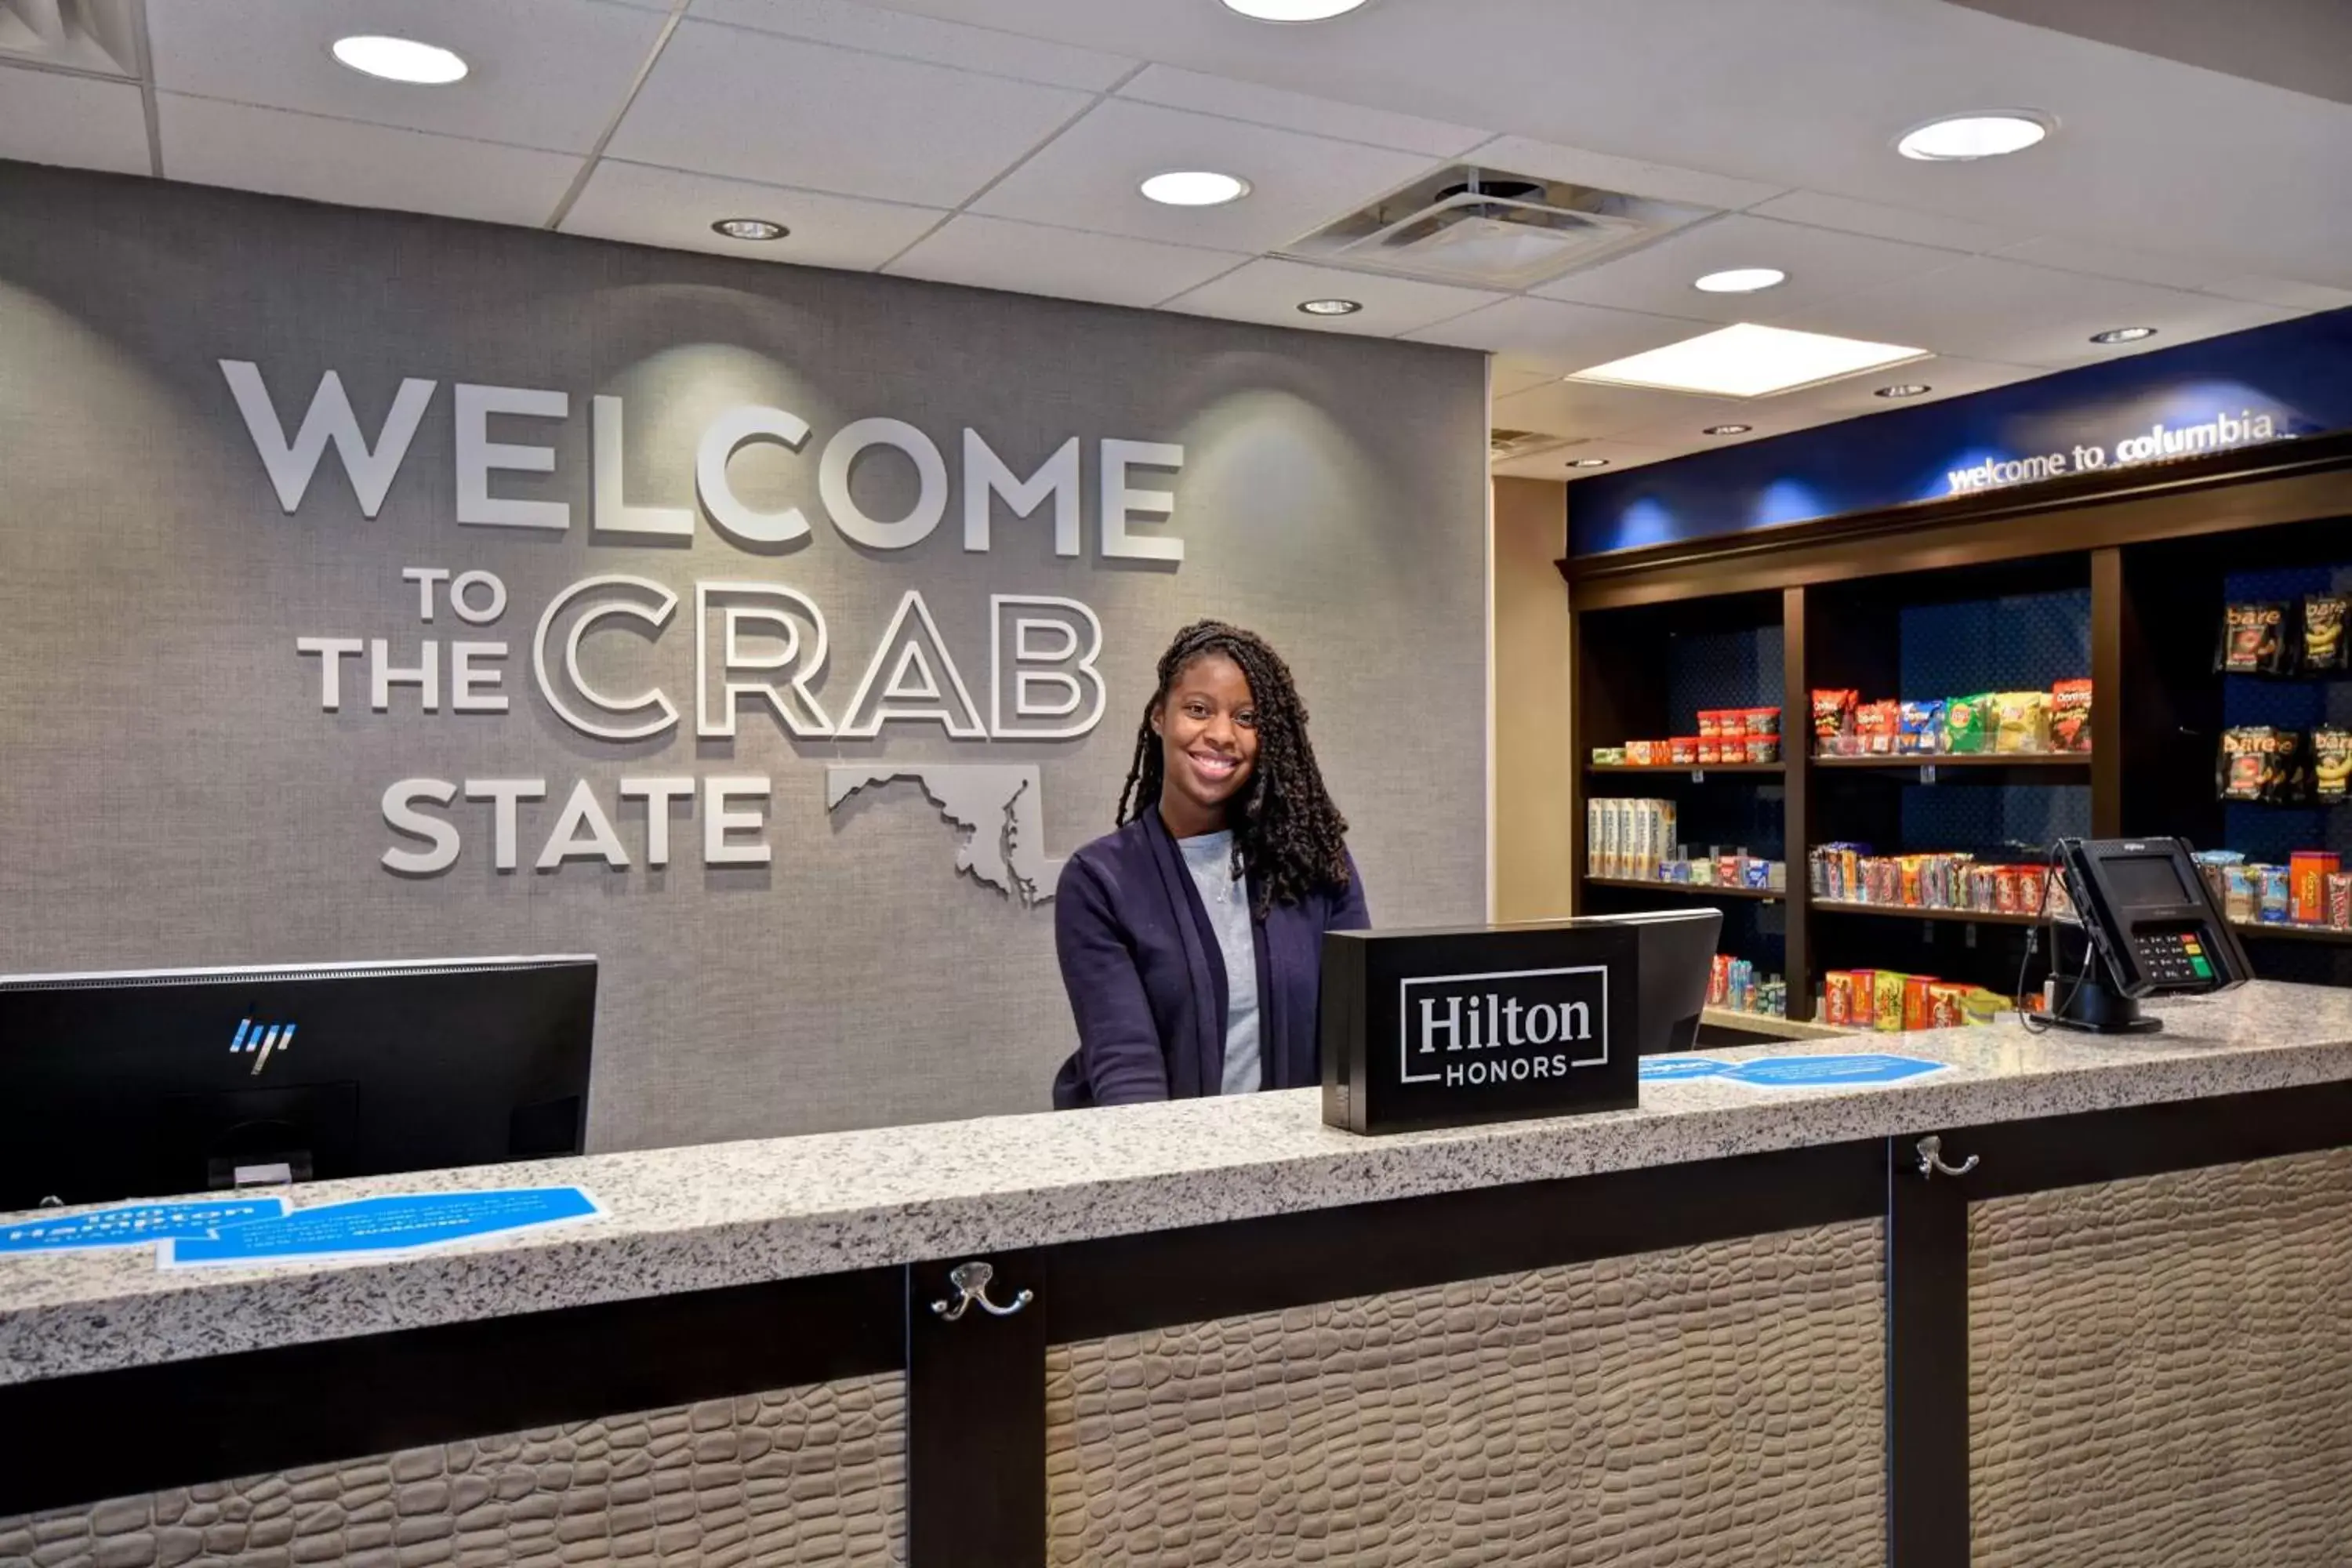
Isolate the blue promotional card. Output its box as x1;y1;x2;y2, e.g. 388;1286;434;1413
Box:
161;1187;603;1269
1;1198;291;1255
1642;1053;1949;1089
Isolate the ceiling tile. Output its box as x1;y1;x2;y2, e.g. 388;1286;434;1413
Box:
969;98;1437;254
561;160;947;270
1490;378;1741;442
2200;275;2352;312
1492;437;1681;479
146;0;667;154
1163;257;1498;336
1994;235;2227;291
1492;365;1556;400
1467;135;1786;213
1404;296;1709;374
1607;396;1828;453
610;19;1094;209
158;93;583;227
1765;255;2299;368
1531;213;1970;326
1768;355;2046;419
1117;64;1487;158
1747;190;2027;255
885;213;1238;309
0;67;150;176
687;0;1136;91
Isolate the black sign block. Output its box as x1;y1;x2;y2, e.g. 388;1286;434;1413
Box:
1320;924;1639;1134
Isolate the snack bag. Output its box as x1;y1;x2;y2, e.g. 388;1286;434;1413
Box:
1857;699;1901;755
2223;864;2256;923
2218;726;2304;803
1959;989;2006;1026
2314;726;2352;804
2216;601;2292;674
1872;971;1909;1033
2304;594;2347;673
1944;692;1994;753
1811;688;1858;742
1896;699;1945;755
2050;679;2092;753
2259;866;2292;923
1993;691;2051;753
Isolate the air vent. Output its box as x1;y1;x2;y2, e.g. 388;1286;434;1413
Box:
0;0;140;77
1490;428;1577;463
1285;165;1715;290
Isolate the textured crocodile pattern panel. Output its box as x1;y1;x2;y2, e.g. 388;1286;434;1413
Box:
1970;1146;2352;1568
1046;1221;1886;1567
0;1375;904;1568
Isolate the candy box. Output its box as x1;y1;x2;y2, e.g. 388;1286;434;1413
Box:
1872;971;1909;1033
1669;736;1698;766
1697;737;1722;765
1846;969;1878;1028
1926;982;1970;1030
2291;851;2337;925
1744;735;1780;764
1824;971;1857;1027
1744;707;1781;736
2259;866;2292;923
1903;975;1939;1032
1697;710;1725;739
2331;873;2352;931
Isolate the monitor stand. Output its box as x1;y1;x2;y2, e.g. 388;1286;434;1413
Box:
2045;944;2162;1036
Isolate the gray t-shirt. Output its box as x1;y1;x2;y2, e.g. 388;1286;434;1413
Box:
1177;829;1261;1096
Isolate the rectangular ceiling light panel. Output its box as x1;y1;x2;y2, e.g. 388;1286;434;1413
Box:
1570;322;1931;398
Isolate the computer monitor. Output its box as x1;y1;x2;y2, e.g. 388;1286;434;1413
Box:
1569;908;1724;1054
0;956;596;1211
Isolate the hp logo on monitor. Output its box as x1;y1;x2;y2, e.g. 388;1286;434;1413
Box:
229;1018;296;1076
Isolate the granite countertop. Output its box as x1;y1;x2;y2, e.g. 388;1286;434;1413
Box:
6;979;2352;1387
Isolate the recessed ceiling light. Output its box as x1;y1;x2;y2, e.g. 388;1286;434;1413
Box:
1875;383;1933;398
1221;0;1373;17
1298;298;1363;317
1570;322;1931;398
1693;267;1787;294
711;218;788;242
331;34;468;85
2090;326;2158;344
1703;424;1752;437
1140;171;1250;207
1566;457;1611;468
1896;111;2050;162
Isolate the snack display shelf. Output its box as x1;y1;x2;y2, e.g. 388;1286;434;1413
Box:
1583;877;1783;902
2227;920;2352;945
1810;899;2048;927
1585;762;1785;775
1697;1007;1854;1041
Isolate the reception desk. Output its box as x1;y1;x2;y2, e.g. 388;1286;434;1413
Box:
5;982;2351;1567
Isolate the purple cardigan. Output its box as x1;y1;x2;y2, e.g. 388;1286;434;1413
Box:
1051;812;1370;1109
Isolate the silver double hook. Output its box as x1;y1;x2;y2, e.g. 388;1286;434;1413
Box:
1915;1135;1980;1180
929;1260;1034;1322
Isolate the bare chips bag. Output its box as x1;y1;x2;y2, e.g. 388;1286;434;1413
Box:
2216;601;2292;675
2303;594;2347;673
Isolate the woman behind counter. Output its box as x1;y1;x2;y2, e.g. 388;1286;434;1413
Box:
1051;621;1369;1108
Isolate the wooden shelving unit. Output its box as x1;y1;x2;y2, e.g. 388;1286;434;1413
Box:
1564;431;2352;1005
1585;877;1784;902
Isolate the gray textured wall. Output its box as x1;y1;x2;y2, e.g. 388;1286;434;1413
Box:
0;162;1488;1151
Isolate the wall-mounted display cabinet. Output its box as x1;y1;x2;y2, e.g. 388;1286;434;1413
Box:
1563;430;2352;1021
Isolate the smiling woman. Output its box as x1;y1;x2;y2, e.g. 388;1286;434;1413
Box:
1051;621;1369;1108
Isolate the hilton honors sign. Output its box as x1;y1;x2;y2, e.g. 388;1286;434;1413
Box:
1321;924;1638;1134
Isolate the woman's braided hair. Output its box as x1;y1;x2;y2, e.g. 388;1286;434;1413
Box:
1116;620;1351;916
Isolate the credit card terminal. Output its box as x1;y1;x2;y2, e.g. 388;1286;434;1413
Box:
2052;837;2250;1033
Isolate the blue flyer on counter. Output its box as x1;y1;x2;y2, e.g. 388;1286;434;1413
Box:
160;1187;604;1269
1642;1053;1948;1088
1;1197;291;1256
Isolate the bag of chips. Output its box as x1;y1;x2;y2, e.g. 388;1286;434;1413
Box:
2216;601;2293;675
2303;594;2347;673
1857;699;1900;754
2049;678;2092;753
1811;688;1857;741
2218;725;2304;803
1944;692;1994;753
2314;725;2352;804
1896;699;1944;754
1993;691;2052;753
